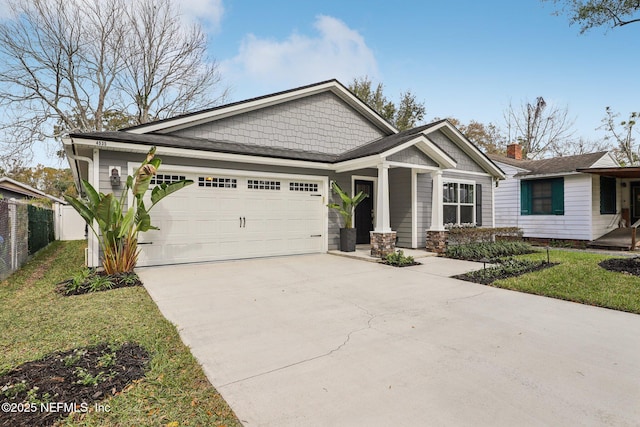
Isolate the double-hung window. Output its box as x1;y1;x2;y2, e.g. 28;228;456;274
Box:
520;178;564;215
443;181;476;225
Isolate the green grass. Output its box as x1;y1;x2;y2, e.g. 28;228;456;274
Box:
490;250;640;314
0;240;241;426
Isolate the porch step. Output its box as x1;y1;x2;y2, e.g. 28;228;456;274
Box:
588;228;636;251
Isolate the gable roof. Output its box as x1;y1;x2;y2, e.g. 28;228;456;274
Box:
0;177;66;203
488;151;612;177
72;118;504;177
123;79;398;136
67;80;505;179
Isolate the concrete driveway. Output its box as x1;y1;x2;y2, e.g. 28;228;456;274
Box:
139;254;640;426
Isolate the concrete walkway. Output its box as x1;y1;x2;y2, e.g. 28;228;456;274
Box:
139;254;640;427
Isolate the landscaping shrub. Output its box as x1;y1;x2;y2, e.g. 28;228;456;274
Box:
455;258;556;285
447;226;523;246
383;249;418;267
445;241;535;262
56;268;142;296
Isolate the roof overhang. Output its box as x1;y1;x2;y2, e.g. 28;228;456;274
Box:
0;177;66;204
65;136;335;180
576;167;640;179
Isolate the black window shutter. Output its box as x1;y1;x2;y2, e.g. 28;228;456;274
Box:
475;184;482;226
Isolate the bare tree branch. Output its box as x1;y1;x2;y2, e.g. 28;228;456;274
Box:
0;0;227;162
504;97;576;159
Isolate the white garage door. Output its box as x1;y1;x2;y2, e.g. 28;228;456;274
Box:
137;170;326;266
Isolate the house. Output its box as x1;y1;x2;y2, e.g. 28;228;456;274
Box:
488;144;624;243
64;79;505;268
0;177;66;204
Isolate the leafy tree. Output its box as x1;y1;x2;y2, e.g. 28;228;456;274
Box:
542;0;640;32
349;76;426;131
64;147;192;274
504;96;575;159
599;107;639;165
0;0;227;164
446;118;507;154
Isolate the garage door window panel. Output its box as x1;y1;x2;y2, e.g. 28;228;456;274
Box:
248;180;281;190
198;176;237;188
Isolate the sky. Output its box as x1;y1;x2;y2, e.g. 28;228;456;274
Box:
8;0;640;166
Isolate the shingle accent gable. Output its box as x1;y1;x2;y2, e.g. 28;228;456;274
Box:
387;145;439;167
427;130;485;173
168;92;387;155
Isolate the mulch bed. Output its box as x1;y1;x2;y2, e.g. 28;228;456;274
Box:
599;257;640;277
0;342;149;427
56;271;143;296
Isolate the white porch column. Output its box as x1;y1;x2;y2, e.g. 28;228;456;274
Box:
375;163;391;232
430;170;445;231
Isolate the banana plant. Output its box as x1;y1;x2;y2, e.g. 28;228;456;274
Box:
327;181;368;229
65;147;193;274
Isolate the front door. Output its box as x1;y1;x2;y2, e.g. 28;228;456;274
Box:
354;180;374;244
631;182;640;226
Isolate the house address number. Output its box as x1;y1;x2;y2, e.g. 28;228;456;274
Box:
96;140;107;147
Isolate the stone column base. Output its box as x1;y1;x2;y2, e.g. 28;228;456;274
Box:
370;231;397;258
426;230;448;255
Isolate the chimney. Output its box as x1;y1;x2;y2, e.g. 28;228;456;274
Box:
506;143;522;160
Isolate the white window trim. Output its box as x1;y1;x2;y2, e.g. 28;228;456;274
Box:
443;178;476;226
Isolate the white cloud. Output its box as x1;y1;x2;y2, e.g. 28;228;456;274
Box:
178;0;224;32
221;15;378;97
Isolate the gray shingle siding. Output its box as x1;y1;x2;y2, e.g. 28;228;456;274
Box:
170;92;387;155
387;146;438;167
429;130;485;173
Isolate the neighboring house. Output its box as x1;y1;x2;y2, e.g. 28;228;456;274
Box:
489;144;623;242
0;177;66;204
64;79;505;268
0;177;85;241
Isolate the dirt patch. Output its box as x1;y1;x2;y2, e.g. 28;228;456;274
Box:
599;257;640;277
0;342;149;427
22;245;64;288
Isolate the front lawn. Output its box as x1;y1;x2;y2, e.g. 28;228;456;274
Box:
0;240;241;426
490;250;640;315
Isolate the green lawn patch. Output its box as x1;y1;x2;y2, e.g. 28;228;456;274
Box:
0;240;241;426
490;250;640;315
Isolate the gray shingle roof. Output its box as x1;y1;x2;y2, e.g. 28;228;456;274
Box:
71;120;450;164
487;152;609;177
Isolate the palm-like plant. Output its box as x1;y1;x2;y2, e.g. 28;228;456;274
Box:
65;147;192;274
327;181;368;229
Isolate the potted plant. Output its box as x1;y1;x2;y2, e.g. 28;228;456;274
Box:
327;181;369;252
